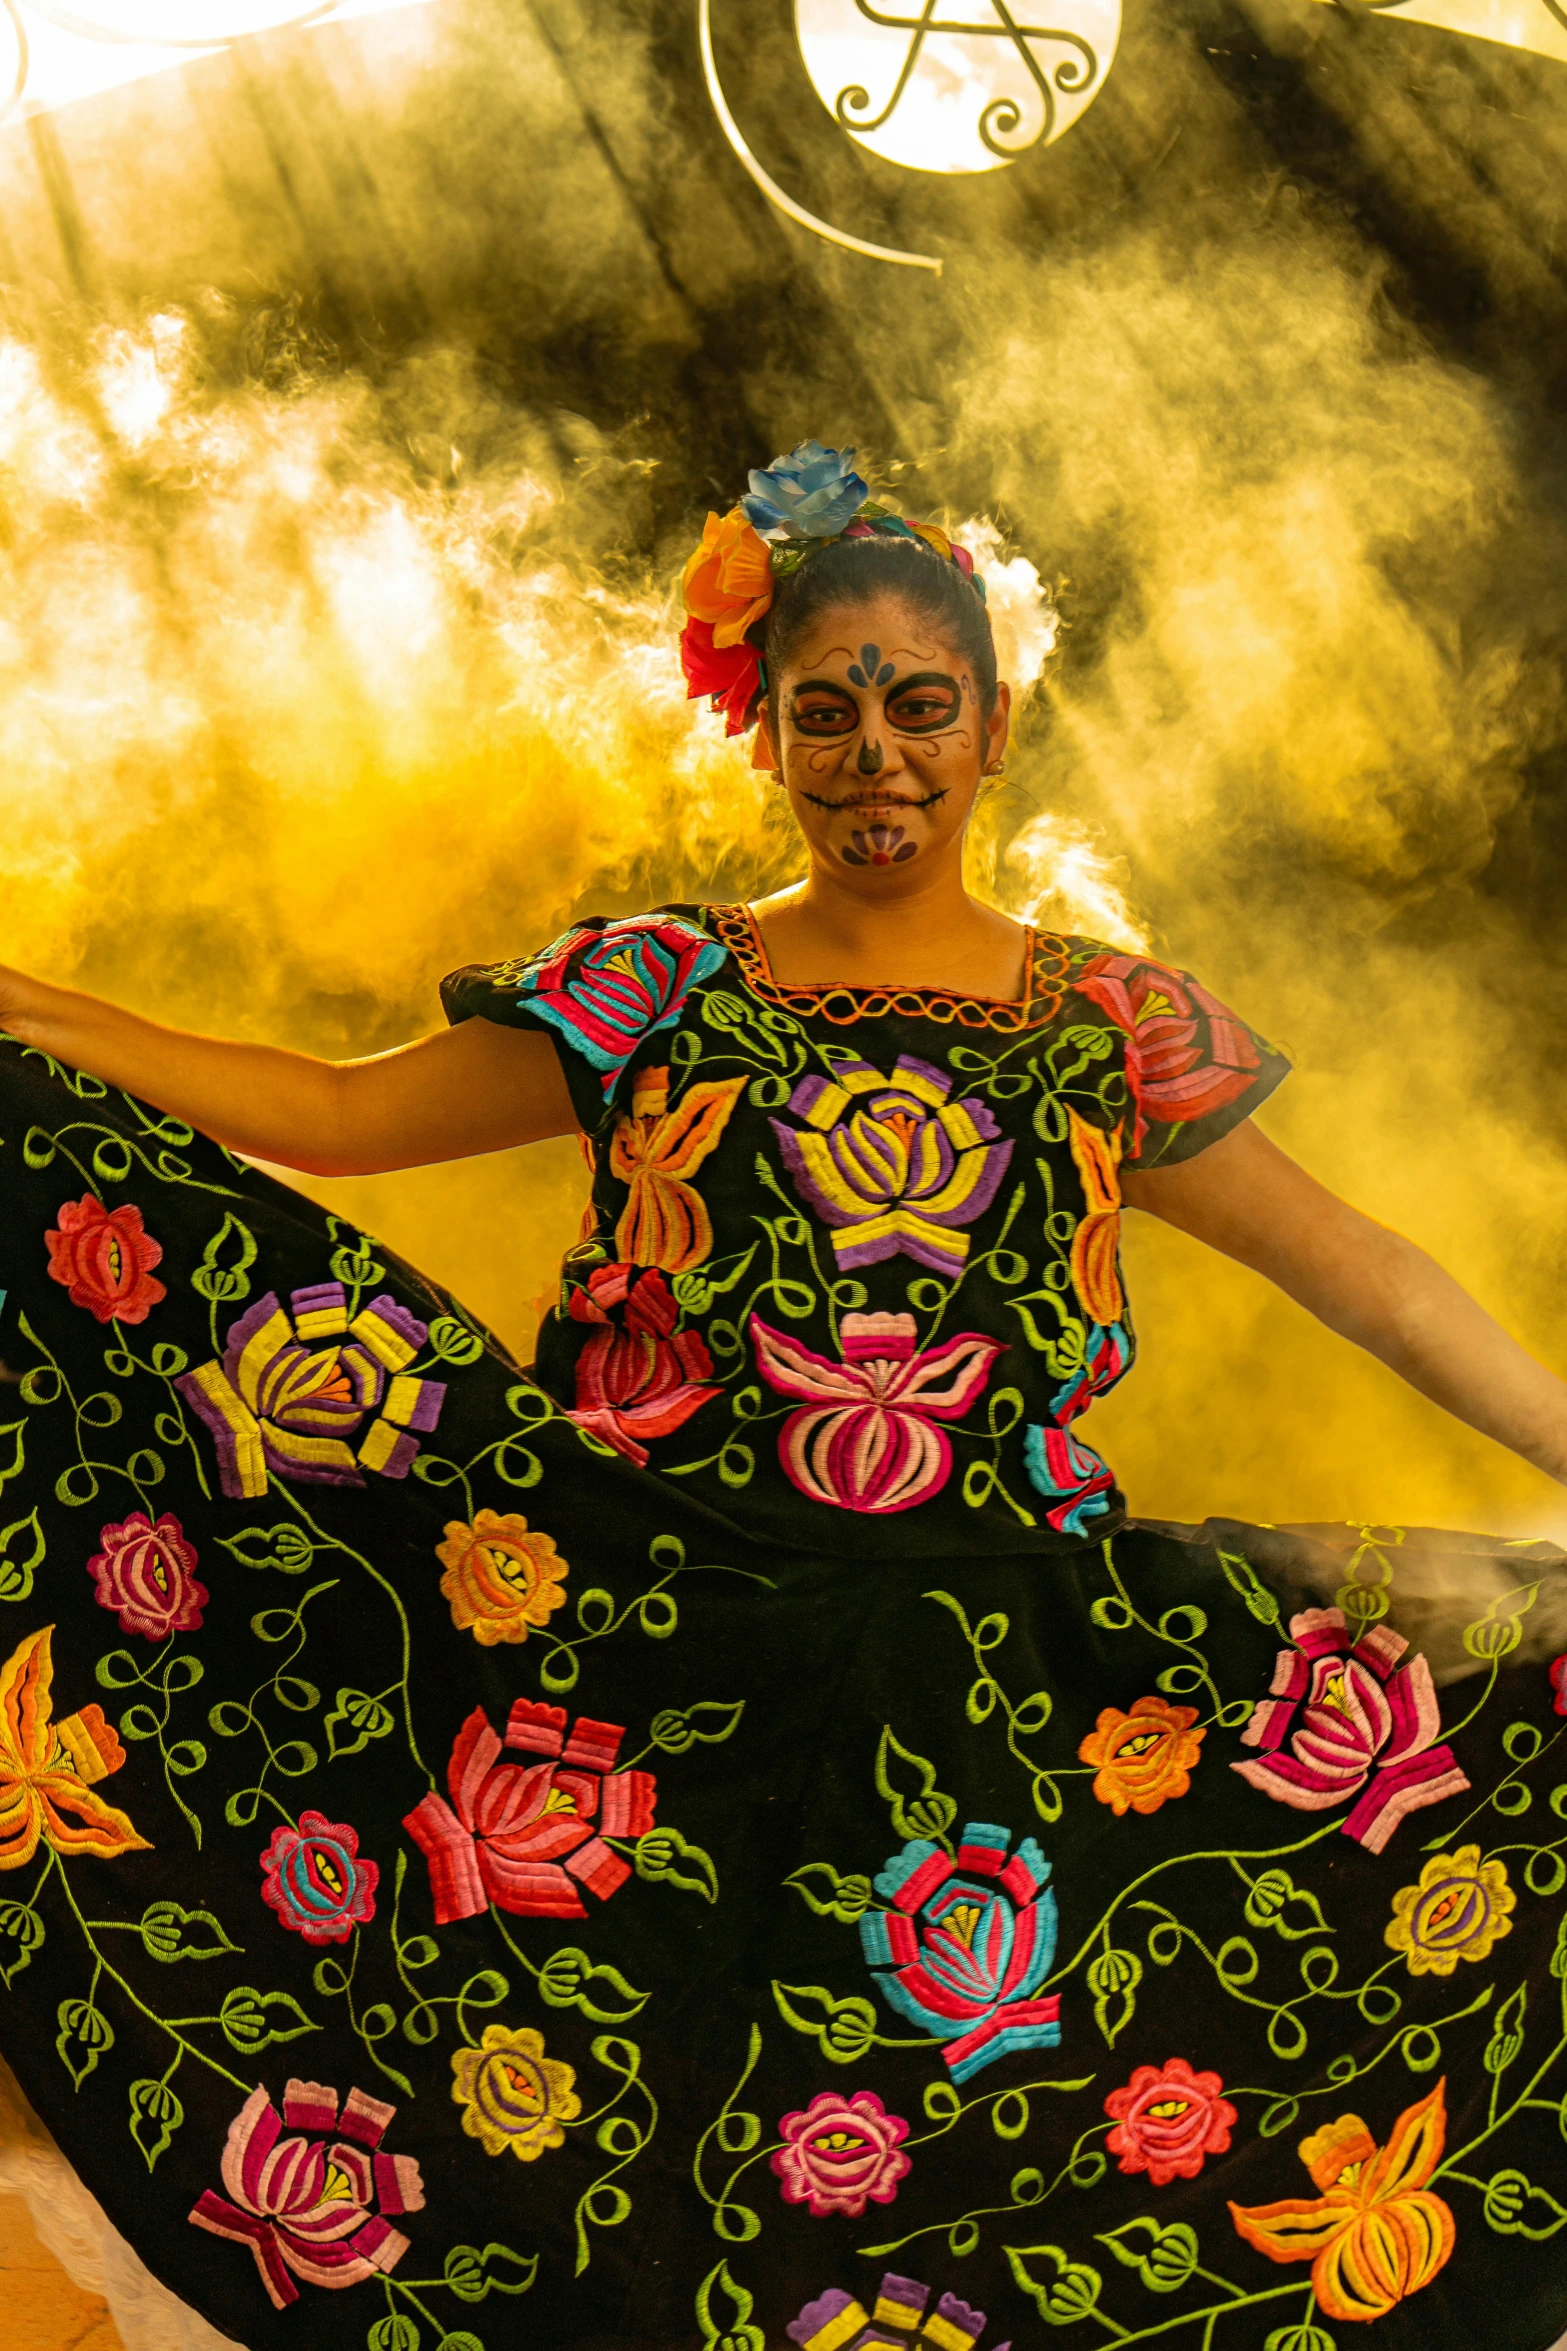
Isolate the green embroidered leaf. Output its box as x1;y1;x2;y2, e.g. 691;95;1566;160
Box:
1087;1946;1142;2047
1484;1982;1527;2078
435;2336;483;2351
783;1862;873;1923
771;1980;879;2064
218;1984;319;2053
1263;2328;1338;2351
216;1523;314;1575
190;1212;258;1306
140;1900;242;1963
1483;2167;1567;2238
56;1997;114;2089
1095;2217;1199;2293
635;1826;718;1903
1552;1911;1567;1982
695;2258;765;2351
329;1233;385;1291
648;1700;745;1754
128;2076;184;2171
537;1946;649;2023
444;2240;539;2301
0;1900;44;1987
427;1315;486;1365
1462;1581;1538;1661
0;1421;27;1496
366;2320;421;2351
1005;2243;1104;2325
325;1686;396;1760
0;1510;44;1602
1244;1868;1332;1941
1218;1547;1281;1629
875;1725;956;1842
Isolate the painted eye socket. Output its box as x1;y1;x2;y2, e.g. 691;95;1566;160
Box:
791;688;858;736
886;674;960;732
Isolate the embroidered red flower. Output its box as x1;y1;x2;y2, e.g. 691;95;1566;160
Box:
1072;955;1260;1160
567;1263;719;1466
1104;2057;1237;2185
86;1511;207;1641
402;1698;656;1924
1551;1652;1566;1716
45;1195;166;1324
771;2090;912;2217
259;1810;379;1945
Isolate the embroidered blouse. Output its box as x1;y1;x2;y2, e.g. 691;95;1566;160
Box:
440;904;1289;1559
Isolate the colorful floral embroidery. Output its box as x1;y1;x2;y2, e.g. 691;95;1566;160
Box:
1228;2081;1456;2324
188;2078;424;2310
770;2089;911;2217
788;2273;1000;2350
511;913;728;1097
1551;1651;1566;1715
568;1263;719;1465
1065;1106;1124;1324
45;1195;165;1325
86;1510;207;1641
1078;1695;1204;1816
1072;954;1262;1160
1022;1422;1117;1537
753;1311;1004;1515
0;1626;148;1868
770;1055;1012;1278
608;1066;747;1274
1384;1845;1515;1976
1232;1606;1469;1853
1104;2057;1237;2184
450;2022;581;2161
436;1508;568;1646
859;1822;1059;2083
176;1282;445;1501
259;1810;379;1945
403;1699;655;1925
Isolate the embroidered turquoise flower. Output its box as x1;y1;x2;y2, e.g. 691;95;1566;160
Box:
741;441;869;541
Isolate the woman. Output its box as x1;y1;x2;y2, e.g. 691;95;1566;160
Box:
0;438;1563;2351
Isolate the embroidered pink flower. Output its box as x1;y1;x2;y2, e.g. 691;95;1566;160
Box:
402;1698;656;1925
1104;2057;1237;2185
188;2078;424;2311
86;1510;207;1640
1072;954;1260;1159
1232;1607;1469;1855
45;1196;165;1325
514;912;728;1093
751;1310;1005;1515
1551;1652;1566;1716
771;2090;912;2217
259;1811;379;1945
567;1263;719;1467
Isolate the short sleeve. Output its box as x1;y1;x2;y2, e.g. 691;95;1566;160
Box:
440;908;729;1134
1069;948;1290;1169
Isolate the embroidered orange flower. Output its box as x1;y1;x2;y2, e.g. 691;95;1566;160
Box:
0;1626;150;1868
436;1510;568;1647
608;1067;747;1275
1066;1107;1124;1325
1078;1694;1204;1816
680;508;774;648
1229;2080;1456;2324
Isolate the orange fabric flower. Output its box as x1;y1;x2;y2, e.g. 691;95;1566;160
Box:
437;1510;569;1647
1078;1693;1203;1816
1066;1107;1124;1325
1229;2079;1456;2324
608;1067;747;1275
0;1626;150;1868
681;508;774;649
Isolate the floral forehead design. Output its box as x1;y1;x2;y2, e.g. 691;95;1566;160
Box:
677;438;982;739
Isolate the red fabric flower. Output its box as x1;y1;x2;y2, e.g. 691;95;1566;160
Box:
86;1511;207;1641
567;1263;719;1467
680;614;763;736
45;1196;166;1325
1105;2057;1237;2186
1072;955;1260;1160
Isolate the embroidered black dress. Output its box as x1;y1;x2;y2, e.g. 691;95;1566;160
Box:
0;903;1564;2351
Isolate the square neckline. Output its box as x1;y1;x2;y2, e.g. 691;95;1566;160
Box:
722;901;1040;1016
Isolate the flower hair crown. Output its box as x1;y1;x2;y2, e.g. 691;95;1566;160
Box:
678;439;983;741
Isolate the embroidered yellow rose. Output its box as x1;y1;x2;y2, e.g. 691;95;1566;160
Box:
436;1510;568;1647
1384;1845;1515;1976
451;2023;580;2161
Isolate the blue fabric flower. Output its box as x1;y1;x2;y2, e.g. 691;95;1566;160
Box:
741;440;869;541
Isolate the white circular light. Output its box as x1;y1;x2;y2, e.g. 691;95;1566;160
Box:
794;0;1121;173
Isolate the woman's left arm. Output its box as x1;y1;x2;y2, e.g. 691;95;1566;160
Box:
1121;1119;1567;1487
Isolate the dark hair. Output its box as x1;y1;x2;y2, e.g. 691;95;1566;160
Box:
760;532;998;727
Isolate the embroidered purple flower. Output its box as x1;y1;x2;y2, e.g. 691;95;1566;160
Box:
1023;1319;1129;1535
789;2272;1006;2350
771;1055;1013;1280
1232;1606;1470;1854
859;1821;1060;2083
510;913;726;1100
259;1810;379;1945
176;1282;445;1502
752;1310;1004;1515
771;2090;911;2217
188;2078;424;2311
741;439;869;540
86;1510;207;1640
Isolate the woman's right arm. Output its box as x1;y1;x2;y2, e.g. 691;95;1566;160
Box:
0;966;579;1175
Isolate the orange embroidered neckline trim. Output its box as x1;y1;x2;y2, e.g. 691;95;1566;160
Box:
704;902;1071;1032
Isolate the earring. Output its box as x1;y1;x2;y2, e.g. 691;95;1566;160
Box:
983;761;1006;778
